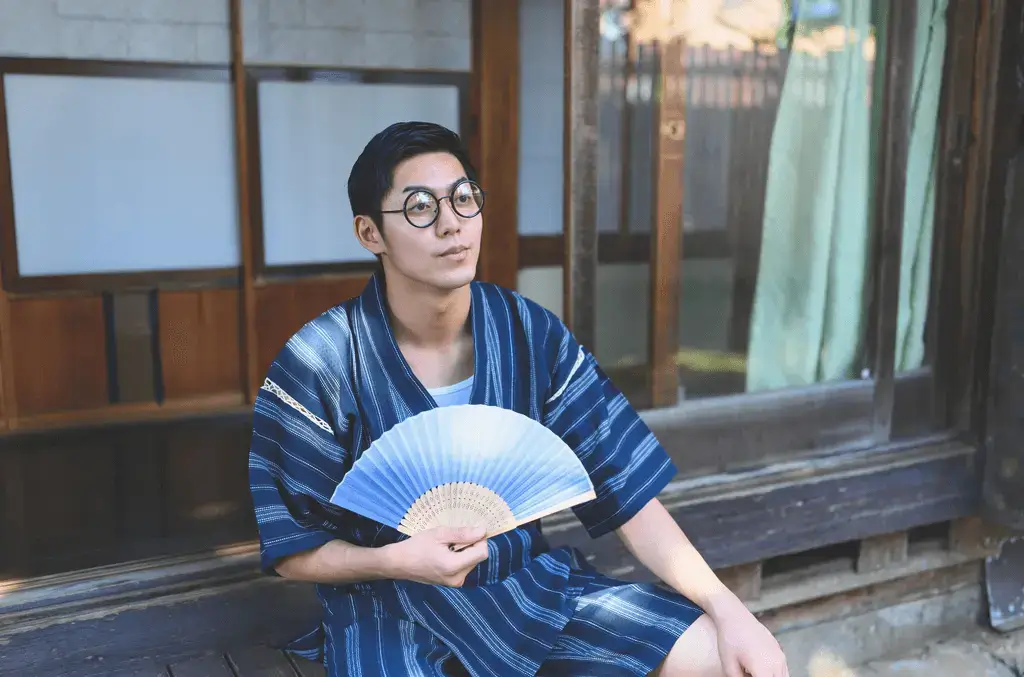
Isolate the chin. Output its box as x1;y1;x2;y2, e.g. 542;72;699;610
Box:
433;265;477;291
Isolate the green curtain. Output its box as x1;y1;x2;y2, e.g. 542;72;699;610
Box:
745;0;948;392
896;0;948;371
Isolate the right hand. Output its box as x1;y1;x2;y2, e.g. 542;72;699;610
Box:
384;526;490;587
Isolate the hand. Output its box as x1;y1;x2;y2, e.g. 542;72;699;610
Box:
707;592;789;677
383;526;489;587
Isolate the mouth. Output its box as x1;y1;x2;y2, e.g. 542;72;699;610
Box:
438;245;470;257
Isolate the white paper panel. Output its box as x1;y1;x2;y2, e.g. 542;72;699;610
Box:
257;80;460;267
517;0;564;236
4;74;240;276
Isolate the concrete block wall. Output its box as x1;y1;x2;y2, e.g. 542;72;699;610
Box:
0;0;471;70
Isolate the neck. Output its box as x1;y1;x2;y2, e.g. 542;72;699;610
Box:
383;272;472;348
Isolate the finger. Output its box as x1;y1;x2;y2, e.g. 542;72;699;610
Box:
451;540;489;566
435;525;487;545
722;658;745;677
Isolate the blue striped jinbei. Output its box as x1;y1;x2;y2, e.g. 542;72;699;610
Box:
248;271;704;676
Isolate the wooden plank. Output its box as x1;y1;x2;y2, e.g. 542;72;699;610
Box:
0;578;322;677
158;289;242;401
856;531;908;574
229;0;259;405
958;0;1006;434
545;440;979;571
758;559;982;634
648;34;685;408
868;0;917;443
518;230;730;268
562;0;600;350
111;291;159;404
949;516;1012;558
929;0;982;429
470;0;520;291
717;561;762;602
9;295;110;416
227;646;297;677
169;653;233;677
254;275;368;378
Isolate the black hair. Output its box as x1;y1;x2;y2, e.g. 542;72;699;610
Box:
347;121;478;235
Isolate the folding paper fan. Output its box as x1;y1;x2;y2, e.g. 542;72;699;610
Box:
328;404;596;538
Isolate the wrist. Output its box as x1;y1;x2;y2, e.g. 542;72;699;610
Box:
376;541;406;580
700;586;747;621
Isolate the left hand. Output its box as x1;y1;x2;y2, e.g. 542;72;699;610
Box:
707;593;789;677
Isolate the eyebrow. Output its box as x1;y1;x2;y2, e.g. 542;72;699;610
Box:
401;176;468;194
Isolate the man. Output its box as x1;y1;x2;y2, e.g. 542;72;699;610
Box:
249;121;789;677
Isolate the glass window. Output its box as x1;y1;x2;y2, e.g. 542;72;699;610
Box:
257;79;461;268
5;74;240;277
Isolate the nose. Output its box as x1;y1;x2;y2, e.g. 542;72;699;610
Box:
435;198;462;236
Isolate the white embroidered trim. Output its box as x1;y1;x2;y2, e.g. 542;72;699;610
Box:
546;347;586;404
261;378;333;433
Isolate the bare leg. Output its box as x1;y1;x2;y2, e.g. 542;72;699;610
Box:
650;614;726;677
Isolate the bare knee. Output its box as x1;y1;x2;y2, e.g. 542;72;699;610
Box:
650;614;725;677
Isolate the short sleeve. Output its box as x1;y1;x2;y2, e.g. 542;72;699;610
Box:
541;321;678;539
248;331;352;574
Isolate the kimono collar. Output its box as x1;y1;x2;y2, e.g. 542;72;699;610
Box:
356;270;491;418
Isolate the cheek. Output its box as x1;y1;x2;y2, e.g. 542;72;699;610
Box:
389;229;433;259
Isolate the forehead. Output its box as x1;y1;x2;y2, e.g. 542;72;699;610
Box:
391;152;466;190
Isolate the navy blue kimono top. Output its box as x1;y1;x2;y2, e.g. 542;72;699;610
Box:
248;272;678;675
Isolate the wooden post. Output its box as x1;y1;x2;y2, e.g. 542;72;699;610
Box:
563;0;601;350
228;0;260;404
0;76;17;425
869;0;916;443
649;27;685;408
470;0;520;291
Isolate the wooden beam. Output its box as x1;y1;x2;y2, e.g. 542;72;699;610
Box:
0;75;17;424
470;0;520;291
229;0;260;404
546;439;979;571
648;32;685;408
563;0;600;349
869;0;917;443
981;0;1024;531
856;531;909;574
930;0;982;431
717;562;762;602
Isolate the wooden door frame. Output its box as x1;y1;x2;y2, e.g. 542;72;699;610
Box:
470;0;521;291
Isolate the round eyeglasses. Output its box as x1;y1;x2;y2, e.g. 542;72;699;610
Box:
380;179;486;229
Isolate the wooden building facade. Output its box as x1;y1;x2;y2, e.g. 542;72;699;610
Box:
2;0;1024;673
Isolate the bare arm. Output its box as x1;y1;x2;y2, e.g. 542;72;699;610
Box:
615;498;733;613
275;538;401;584
617;498;788;676
274;526;489;587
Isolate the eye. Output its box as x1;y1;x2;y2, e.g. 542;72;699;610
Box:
407;192;435;212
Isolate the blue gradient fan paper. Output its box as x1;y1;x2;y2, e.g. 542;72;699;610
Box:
328;404;596;537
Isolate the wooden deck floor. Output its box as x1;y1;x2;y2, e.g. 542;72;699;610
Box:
135;647;325;677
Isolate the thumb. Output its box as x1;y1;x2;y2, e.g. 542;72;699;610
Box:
434;525;486;545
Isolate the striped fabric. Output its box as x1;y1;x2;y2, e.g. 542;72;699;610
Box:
248;272;704;676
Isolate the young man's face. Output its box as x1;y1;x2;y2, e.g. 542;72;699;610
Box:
357;151;483;292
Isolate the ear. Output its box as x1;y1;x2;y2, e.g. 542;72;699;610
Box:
354;215;386;256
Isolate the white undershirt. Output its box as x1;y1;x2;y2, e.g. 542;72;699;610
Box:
427;375;474;407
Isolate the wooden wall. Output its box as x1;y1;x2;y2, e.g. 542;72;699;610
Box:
0;0;518;580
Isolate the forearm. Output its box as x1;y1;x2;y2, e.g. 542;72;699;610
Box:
274;539;399;585
615;498;739;616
